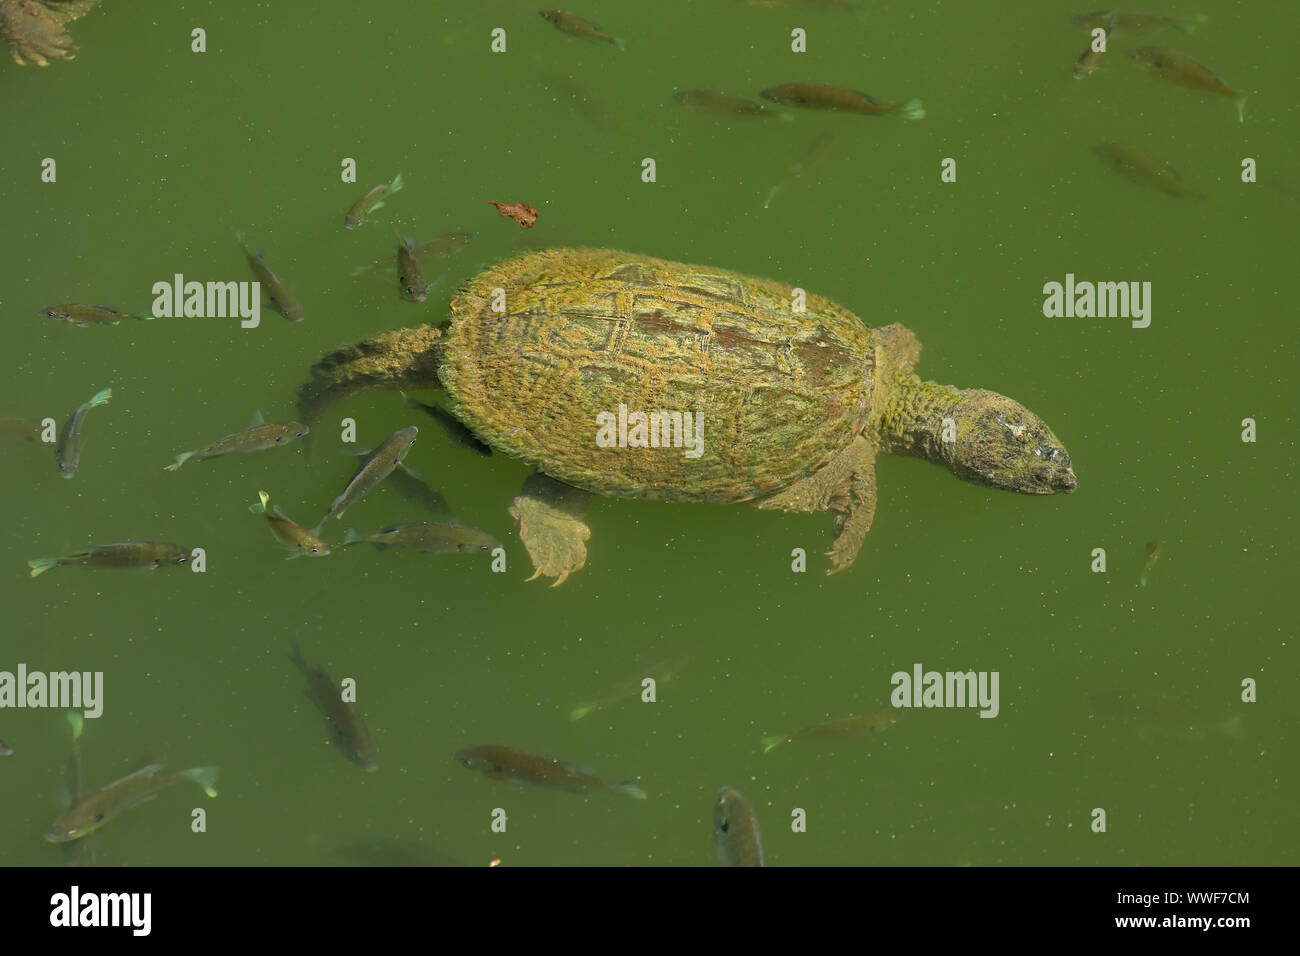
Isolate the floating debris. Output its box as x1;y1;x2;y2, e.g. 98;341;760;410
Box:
487;200;539;229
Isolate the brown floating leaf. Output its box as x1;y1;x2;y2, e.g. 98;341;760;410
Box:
487;200;539;229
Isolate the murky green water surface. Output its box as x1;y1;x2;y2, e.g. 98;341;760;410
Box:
1;0;1295;866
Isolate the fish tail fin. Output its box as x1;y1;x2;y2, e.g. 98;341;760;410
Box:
898;99;926;121
400;391;417;408
86;387;112;408
28;558;58;578
342;528;364;546
164;451;193;472
760;735;786;754
611;780;647;800
249;490;270;515
182;766;220;798
1234;93;1247;123
776;109;795;122
569;704;593;721
66;710;84;741
287;641;306;671
1178;13;1209;33
131;310;155;321
390;172;405;193
612;36;626;51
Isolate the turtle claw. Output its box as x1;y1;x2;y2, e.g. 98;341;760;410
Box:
2;0;100;67
510;474;591;588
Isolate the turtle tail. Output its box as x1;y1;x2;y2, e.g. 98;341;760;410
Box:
296;324;447;427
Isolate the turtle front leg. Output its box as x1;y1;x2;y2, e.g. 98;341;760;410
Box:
296;324;445;426
755;435;877;575
508;473;592;587
2;0;79;66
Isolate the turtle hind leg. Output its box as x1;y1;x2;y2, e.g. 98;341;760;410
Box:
296;324;445;426
825;456;877;575
509;473;592;587
754;436;877;575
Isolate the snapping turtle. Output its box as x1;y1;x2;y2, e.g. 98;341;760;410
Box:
1;0;99;66
298;248;1076;584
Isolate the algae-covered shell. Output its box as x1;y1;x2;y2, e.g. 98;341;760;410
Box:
440;249;881;503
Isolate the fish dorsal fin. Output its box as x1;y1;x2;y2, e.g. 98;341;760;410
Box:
251;409;265;426
135;748;168;771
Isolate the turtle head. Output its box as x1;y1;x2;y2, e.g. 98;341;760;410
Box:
946;389;1076;494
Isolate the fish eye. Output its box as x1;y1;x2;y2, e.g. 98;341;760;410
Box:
719;819;730;833
461;759;471;767
93;813;104;823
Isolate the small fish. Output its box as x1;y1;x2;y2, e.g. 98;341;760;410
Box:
569;651;690;721
672;90;788;118
401;393;492;457
353;232;474;276
29;542;190;578
1139;539;1162;588
714;787;764;866
396;236;430;303
487;200;539;229
761;708;898;753
0;738;11;756
759;82;925;119
539;73;611;128
318;426;419;525
1073;10;1116;79
1070;10;1207;37
1128;46;1246;121
332;838;465;867
739;0;863;10
388;463;451;514
0;417;42;443
238;234;305;322
59;712;92;864
66;712;83;798
455;744;646;798
250;491;330;557
1093;142;1200;198
46;761;218;843
54;386;111;478
165;416;308;470
1089;690;1245;742
289;643;378;771
43;304;145;327
344;521;499;556
345;173;404;229
763;130;835;208
539;10;624;49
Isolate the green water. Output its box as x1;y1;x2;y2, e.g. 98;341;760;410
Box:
2;0;1295;866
